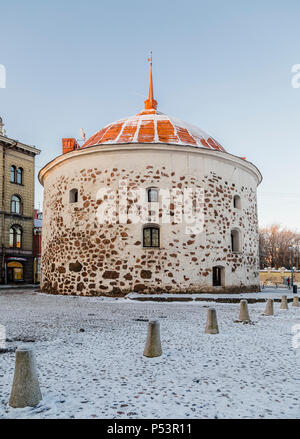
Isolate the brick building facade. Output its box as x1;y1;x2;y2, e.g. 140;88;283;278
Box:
0;118;40;284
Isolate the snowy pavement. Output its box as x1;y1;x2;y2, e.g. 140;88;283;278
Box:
127;287;298;302
0;288;299;419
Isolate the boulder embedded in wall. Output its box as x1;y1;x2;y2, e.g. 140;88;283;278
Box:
134;284;146;292
69;261;83;272
103;271;119;279
141;270;152;279
58;266;66;273
77;282;84;292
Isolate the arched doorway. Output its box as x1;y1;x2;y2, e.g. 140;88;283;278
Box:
7;261;24;283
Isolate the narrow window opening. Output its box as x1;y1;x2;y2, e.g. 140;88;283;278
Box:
147;188;158;203
231;229;241;252
16;168;23;185
213;266;225;286
233;195;241;209
10;166;16;183
69;189;78;204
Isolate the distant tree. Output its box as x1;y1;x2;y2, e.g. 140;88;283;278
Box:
259;224;300;269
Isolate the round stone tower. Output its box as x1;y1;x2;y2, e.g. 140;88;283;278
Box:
39;63;262;296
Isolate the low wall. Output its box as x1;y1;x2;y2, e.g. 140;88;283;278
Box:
260;268;300;285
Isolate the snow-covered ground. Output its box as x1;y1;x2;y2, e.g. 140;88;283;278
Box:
0;288;299;419
127;287;298;301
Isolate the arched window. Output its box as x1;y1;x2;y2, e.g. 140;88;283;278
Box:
69;189;78;204
143;225;160;248
10;166;16;183
231;229;241;252
16;168;23;185
213;266;225;286
147;188;158;203
233;195;241;209
11;195;22;214
9;225;22;249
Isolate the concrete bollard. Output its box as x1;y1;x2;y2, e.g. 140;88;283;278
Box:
205;307;219;334
280;295;288;310
292;296;299;307
239;300;250;322
143;320;162;358
9;348;42;408
264;299;274;316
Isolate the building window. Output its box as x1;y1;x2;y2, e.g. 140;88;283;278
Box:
11;195;22;214
69;189;78;204
7;261;24;282
231;229;241;252
147;188;158;202
10;166;16;183
9;225;22;249
143;225;160;248
16;168;23;185
213;266;225;286
233;195;241;209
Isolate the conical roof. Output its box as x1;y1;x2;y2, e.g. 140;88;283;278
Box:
81;57;226;152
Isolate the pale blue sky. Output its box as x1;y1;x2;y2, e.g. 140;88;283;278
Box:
0;0;300;229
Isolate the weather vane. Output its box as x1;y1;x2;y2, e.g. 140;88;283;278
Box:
148;51;153;66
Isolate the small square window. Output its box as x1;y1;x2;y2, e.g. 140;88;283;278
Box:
147;188;158;203
143;226;160;248
70;189;78;203
233;195;241;209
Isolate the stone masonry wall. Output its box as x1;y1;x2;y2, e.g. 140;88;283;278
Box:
40;146;261;296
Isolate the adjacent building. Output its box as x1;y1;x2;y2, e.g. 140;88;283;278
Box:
0;117;40;283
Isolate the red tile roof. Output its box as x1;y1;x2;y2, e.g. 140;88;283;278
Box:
81;109;226;152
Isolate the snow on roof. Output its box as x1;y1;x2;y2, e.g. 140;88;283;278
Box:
81;109;226;152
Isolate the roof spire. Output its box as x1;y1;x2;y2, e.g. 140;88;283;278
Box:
144;51;157;110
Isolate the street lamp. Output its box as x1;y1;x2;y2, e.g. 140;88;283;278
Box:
288;245;299;287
